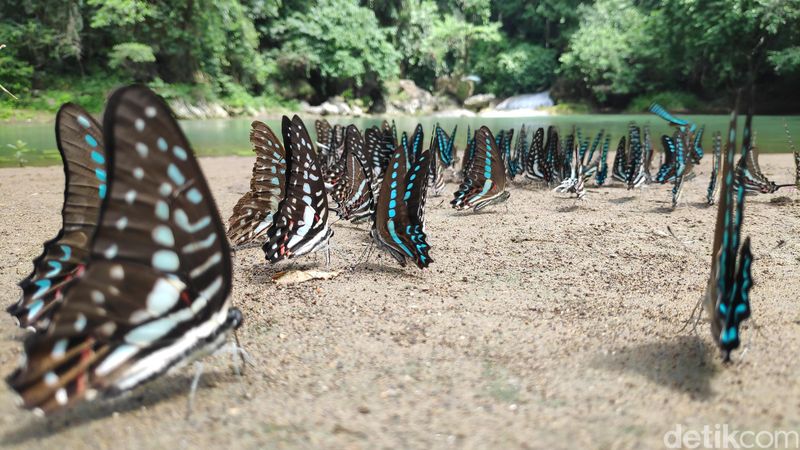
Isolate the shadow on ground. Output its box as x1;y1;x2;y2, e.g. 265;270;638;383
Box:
592;335;717;400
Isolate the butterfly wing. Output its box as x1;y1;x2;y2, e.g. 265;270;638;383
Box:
452;127;509;211
263;116;332;262
7;85;238;414
706;132;722;205
611;136;627;182
525;127;545;181
655;135;677;183
226;121;286;247
10;104;106;329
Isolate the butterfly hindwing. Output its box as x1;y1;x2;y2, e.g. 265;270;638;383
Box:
10;104;106;329
226;121;286;247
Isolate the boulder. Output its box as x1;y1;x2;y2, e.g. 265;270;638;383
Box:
463;93;497;111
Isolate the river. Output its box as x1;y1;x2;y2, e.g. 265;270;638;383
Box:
1;113;798;167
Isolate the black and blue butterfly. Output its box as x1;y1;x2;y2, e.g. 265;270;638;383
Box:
370;133;432;269
7;85;241;413
702;104;753;362
452;126;510;211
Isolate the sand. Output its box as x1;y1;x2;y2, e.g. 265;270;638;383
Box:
1;153;799;449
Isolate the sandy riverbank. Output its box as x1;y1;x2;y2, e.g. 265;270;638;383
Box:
0;153;799;449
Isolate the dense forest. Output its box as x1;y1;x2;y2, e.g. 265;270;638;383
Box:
1;0;799;117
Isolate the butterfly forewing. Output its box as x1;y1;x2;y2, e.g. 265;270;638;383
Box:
10;104;106;328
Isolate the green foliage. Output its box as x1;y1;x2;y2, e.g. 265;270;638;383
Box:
769;47;800;74
0;40;33;100
474;42;557;97
421;14;501;78
1;0;799;114
275;0;399;91
108;42;155;69
7;140;30;167
559;0;656;102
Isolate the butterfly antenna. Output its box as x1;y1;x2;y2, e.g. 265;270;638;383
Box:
185;361;205;421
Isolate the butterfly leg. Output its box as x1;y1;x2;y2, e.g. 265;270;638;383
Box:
325;240;332;267
185;361;205;420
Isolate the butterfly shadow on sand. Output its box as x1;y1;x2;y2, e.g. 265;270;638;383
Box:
2;371;231;444
590;335;717;400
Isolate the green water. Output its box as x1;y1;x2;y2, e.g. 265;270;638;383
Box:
1;114;798;167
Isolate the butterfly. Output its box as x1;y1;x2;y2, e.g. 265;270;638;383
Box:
314;119;334;171
670;136;693;209
459;125;475;179
702;105;753;362
641;126;655;182
543;126;559;184
649;103;690;131
691;125;705;163
433;123;458;168
226;121;286;248
330;125;375;222
507;125;527;179
611;135;627;183
524;127;546;181
553;138;586;200
428;124;455;197
8;104;106;330
655;134;678;183
625;123;646;189
785;121;800;190
595;134;611;186
734;112;792;194
581;129;605;179
263;116;333;263
7;84;241;414
370;136;432;269
452;126;511;211
706;132;723;205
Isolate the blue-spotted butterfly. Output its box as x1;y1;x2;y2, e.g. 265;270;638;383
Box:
626;123;646;189
595;134;611;186
6;84;241;414
226;121;286;248
8;104;107;330
263;116;333;263
702;104;753;362
734;109;792;194
452;126;510;211
370;135;432;269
